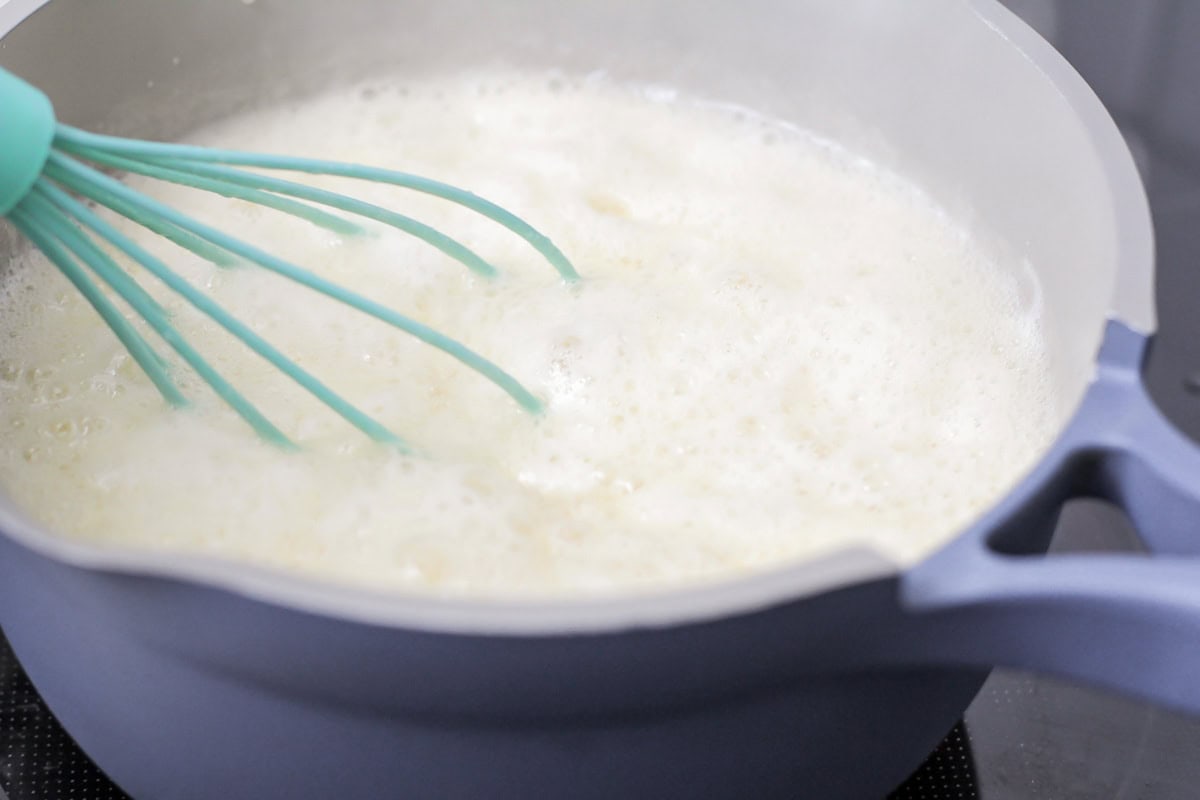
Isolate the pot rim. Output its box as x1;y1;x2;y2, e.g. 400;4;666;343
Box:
965;0;1155;335
0;0;1155;635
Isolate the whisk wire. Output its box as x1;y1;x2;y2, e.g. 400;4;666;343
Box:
35;181;407;449
8;202;187;409
53;124;581;282
74;146;501;278
1;64;576;446
30;194;172;327
19;188;303;446
44;152;545;415
69;148;368;238
48;166;240;268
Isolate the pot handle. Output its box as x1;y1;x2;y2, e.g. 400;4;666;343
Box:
900;319;1200;714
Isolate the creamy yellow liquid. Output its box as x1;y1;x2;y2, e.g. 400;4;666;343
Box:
0;71;1058;595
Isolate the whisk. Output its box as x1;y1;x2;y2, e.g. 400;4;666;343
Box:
0;66;579;450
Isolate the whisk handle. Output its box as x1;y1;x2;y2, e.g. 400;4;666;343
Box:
0;67;55;216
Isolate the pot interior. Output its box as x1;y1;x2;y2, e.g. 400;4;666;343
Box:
0;0;1154;631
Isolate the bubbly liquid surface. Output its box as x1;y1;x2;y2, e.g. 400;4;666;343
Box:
0;72;1058;595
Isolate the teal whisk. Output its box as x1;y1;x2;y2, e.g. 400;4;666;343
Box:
0;67;579;450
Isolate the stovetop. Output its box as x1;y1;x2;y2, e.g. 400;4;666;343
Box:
4;1;1200;798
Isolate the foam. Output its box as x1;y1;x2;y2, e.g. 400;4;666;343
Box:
0;71;1060;595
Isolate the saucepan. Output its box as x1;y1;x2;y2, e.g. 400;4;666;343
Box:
1;1;1198;797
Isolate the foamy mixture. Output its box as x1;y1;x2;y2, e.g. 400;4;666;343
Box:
0;71;1058;595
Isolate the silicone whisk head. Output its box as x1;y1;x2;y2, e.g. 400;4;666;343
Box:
0;67;579;450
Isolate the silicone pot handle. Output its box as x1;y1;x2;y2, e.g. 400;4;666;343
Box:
900;320;1200;714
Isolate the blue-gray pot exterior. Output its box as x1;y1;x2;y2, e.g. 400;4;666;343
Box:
0;534;983;799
